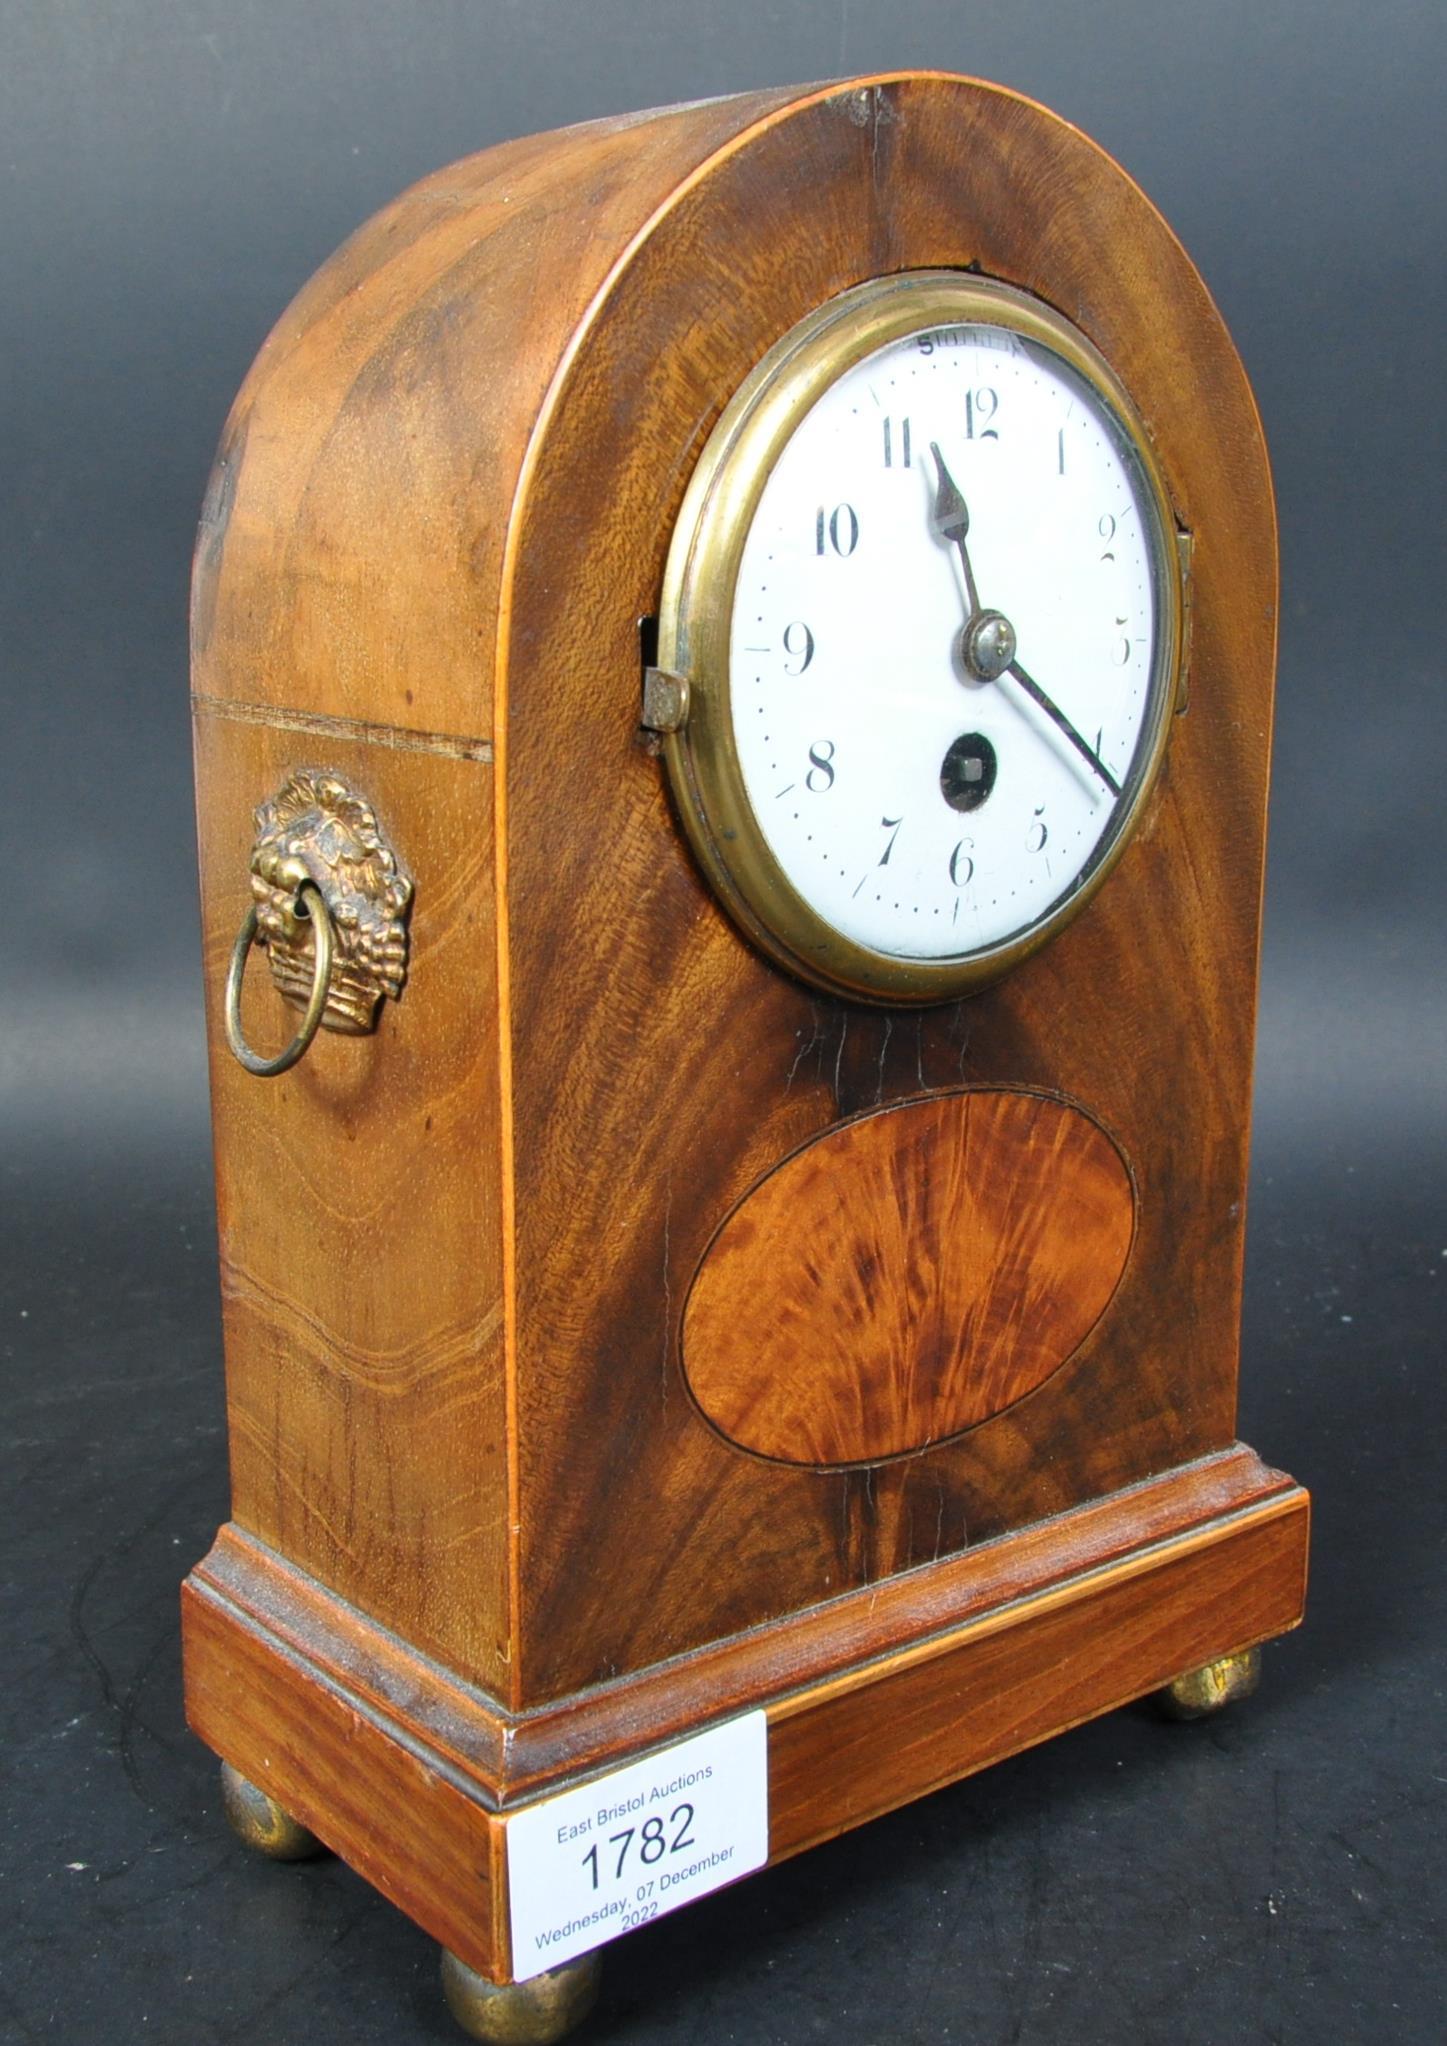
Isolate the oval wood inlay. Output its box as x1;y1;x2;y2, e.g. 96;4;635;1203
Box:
682;1090;1134;1466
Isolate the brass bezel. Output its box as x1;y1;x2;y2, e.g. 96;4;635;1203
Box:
657;271;1184;1004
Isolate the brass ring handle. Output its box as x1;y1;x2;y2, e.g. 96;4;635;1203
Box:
224;882;335;1078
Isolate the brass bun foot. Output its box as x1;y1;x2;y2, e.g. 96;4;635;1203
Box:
440;1947;602;2045
1156;1644;1262;1720
219;1760;328;1861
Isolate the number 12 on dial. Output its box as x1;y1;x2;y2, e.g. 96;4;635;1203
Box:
657;271;1183;1003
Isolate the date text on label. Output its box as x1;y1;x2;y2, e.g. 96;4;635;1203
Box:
506;1713;769;1979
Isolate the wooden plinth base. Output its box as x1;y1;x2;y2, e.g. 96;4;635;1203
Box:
182;1443;1308;1984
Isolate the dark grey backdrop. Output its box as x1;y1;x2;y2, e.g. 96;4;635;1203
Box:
3;5;1443;2043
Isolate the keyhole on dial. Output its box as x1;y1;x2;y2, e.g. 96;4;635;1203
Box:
940;731;998;813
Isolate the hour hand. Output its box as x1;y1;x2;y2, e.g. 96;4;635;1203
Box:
929;442;981;617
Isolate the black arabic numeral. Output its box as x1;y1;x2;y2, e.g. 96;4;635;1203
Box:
782;620;815;674
1026;811;1048;853
1111;615;1130;665
948;840;974;887
1098;513;1117;561
815;503;859;556
964;388;999;440
669;1804;696;1852
805;740;836;792
878;815;903;865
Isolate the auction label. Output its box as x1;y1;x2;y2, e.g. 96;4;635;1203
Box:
506;1712;768;1979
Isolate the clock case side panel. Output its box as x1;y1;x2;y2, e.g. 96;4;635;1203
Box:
499;72;1283;1705
184;86;807;1699
189;718;512;1687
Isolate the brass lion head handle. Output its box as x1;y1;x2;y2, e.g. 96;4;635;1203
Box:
223;769;413;1077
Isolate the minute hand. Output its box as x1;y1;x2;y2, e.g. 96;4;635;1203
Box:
1004;659;1121;797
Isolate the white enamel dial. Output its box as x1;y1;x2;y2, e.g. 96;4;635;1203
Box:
660;276;1181;1002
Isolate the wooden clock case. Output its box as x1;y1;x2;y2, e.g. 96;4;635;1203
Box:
182;71;1309;2002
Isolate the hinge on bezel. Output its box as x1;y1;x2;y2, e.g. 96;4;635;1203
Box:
641;666;691;733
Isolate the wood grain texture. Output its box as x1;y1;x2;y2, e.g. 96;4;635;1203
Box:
192;708;510;1685
187;71;1294;1734
684;1088;1135;1464
185;1444;1301;1807
499;74;1282;1697
182;1574;510;1977
182;1447;1308;1982
190;87;802;740
766;1492;1309;1865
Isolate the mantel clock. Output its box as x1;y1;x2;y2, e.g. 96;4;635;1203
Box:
182;72;1309;2043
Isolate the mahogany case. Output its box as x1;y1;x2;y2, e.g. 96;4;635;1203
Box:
182;71;1308;1985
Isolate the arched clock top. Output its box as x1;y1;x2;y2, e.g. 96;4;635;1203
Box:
191;73;1273;778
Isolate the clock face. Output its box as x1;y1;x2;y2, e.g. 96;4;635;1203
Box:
658;274;1183;1002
